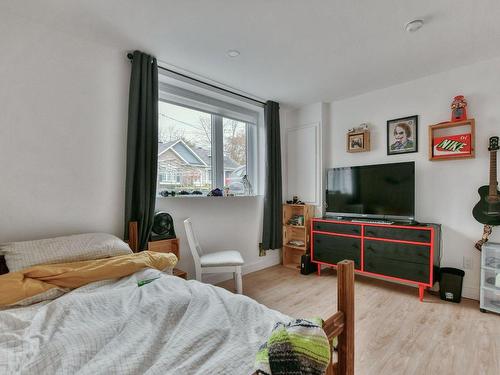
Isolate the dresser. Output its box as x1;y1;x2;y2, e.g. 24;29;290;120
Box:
311;218;441;301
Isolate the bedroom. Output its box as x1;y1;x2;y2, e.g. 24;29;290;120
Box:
1;1;499;374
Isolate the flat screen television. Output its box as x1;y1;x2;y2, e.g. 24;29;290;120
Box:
325;161;415;220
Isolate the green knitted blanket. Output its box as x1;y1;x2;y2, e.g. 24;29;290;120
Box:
254;318;331;375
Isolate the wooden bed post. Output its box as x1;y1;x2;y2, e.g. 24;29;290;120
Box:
323;260;355;375
128;221;138;252
337;260;355;375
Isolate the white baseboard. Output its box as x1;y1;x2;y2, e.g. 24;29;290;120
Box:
462;285;480;301
417;283;479;301
203;250;281;285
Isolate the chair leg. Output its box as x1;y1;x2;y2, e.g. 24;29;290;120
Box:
195;265;202;282
234;266;242;294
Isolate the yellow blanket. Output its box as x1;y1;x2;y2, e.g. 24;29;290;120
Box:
0;251;177;307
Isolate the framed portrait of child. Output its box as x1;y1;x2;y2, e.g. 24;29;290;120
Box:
387;115;418;155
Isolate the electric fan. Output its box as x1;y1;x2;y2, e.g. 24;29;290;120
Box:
150;211;176;241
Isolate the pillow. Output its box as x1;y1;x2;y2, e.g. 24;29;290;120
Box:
0;233;132;272
0;255;8;275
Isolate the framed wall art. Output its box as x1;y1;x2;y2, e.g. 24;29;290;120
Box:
347;130;370;153
387;115;418;155
428;119;475;161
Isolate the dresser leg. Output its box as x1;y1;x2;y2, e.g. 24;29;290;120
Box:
418;285;425;302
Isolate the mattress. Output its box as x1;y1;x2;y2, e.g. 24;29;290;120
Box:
0;268;289;374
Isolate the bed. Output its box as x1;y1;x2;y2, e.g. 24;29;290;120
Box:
0;230;354;375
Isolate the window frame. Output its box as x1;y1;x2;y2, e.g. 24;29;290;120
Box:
157;92;258;196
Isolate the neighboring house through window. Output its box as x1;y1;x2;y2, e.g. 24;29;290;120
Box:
157;74;262;196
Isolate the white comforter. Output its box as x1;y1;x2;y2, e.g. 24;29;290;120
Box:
0;268;289;374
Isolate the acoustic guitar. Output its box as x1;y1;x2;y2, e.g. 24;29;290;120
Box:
473;136;500;225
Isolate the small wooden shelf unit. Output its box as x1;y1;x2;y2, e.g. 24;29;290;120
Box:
148;238;186;279
282;204;315;269
128;222;186;279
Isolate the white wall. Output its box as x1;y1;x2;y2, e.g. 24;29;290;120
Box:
281;103;329;215
155;196;279;281
327;57;500;299
0;11;130;242
0;11;280;283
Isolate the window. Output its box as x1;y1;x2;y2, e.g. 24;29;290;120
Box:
157;97;257;196
158;102;213;194
223;118;247;195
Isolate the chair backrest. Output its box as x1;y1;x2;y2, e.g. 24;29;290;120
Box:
184;218;203;267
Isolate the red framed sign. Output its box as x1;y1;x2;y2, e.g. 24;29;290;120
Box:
429;119;475;161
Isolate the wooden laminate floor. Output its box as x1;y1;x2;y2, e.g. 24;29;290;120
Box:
218;265;500;375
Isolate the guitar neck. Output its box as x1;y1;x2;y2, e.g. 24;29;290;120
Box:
490;150;498;196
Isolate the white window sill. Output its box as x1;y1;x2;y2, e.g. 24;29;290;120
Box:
156;194;261;199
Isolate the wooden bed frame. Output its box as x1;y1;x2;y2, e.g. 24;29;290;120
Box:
128;222;354;374
128;222;139;252
324;259;355;375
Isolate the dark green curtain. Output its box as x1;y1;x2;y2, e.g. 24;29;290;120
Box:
262;101;283;252
124;50;158;250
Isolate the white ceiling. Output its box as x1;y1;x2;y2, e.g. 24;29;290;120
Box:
3;0;500;107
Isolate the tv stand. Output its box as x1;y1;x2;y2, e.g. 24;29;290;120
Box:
311;218;441;301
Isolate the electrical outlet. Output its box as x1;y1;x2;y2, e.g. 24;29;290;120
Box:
463;256;473;270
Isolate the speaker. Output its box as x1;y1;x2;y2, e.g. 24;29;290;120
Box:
150;212;176;241
300;253;315;275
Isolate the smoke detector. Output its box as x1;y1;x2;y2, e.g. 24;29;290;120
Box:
227;50;241;58
405;19;424;33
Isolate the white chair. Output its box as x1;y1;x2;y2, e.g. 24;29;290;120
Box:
184;218;244;294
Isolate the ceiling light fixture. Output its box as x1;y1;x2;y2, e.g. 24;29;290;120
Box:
405;19;424;33
227;49;240;58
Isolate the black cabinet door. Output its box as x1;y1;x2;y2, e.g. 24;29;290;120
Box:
364;240;430;265
313;221;361;236
364;226;431;243
364;256;430;283
312;233;361;269
364;239;431;283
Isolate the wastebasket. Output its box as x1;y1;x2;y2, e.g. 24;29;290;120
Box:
300;253;315;275
439;267;465;303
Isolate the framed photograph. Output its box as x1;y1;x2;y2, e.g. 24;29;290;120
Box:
347;130;370;153
428;119;475;161
387;115;418;155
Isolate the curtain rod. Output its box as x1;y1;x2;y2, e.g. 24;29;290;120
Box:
127;53;266;106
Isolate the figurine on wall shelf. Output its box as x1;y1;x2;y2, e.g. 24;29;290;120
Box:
347;123;369;133
451;95;468;122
